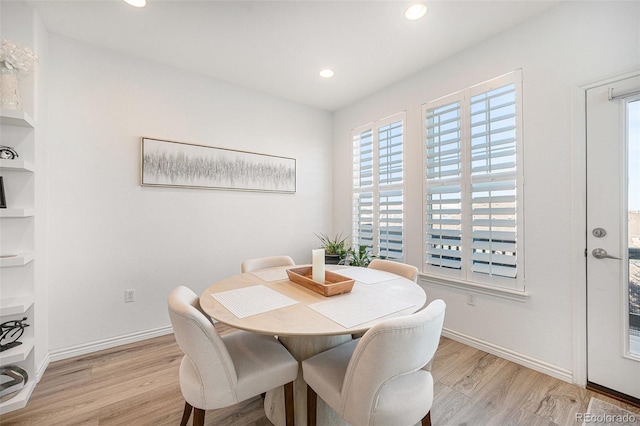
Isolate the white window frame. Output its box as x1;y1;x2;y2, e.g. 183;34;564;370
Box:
422;71;525;292
352;111;406;261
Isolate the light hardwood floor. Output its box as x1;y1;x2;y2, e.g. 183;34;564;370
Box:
1;324;638;426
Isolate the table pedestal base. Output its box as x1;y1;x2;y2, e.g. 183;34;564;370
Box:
264;334;352;426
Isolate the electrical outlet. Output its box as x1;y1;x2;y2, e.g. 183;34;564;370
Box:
125;289;135;303
467;293;476;306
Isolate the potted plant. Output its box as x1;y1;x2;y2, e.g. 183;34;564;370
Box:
344;245;373;267
314;232;349;265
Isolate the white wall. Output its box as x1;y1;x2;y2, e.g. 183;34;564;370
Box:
332;1;640;379
46;35;333;352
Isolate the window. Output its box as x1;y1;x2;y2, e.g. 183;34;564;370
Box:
423;71;524;291
352;112;405;260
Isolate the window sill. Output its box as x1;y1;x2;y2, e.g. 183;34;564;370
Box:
418;274;530;302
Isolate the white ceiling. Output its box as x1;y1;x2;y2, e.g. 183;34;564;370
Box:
25;0;559;111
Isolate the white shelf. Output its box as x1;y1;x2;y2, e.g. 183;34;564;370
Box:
0;72;37;416
0;109;34;128
0;338;34;365
0;160;35;172
0;208;35;218
0;379;36;415
0;295;34;316
0;253;34;268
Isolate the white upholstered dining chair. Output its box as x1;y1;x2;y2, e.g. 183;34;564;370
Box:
168;286;298;426
368;258;419;282
302;299;446;426
241;255;295;273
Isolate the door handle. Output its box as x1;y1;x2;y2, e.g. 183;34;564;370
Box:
592;248;622;260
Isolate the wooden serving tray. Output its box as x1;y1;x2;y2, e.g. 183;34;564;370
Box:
286;266;355;297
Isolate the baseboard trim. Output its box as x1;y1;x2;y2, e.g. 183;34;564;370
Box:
47;325;573;385
49;325;174;362
442;327;574;384
36;352;50;383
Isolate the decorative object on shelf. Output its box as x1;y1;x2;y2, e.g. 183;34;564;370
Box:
0;365;28;402
0;66;21;111
0;317;29;352
141;137;296;193
0;39;38;111
0;176;6;208
314;232;349;265
0;145;18;160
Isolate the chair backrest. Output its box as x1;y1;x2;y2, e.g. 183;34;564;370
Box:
368;259;418;282
241;255;295;273
340;299;446;425
167;286;238;408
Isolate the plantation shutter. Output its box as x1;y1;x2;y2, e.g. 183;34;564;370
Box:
352;113;405;260
423;70;523;290
469;83;518;278
353;129;374;248
378;120;404;260
425;101;463;269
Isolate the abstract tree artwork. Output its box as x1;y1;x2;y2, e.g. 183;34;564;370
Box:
141;137;296;193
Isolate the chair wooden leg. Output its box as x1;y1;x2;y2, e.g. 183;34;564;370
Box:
284;381;294;426
421;410;432;426
193;408;205;426
307;384;317;426
180;402;192;426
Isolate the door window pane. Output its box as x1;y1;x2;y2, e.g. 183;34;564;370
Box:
628;99;640;356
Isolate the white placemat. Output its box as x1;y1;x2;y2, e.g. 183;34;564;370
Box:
211;285;298;318
250;268;290;282
334;267;399;285
308;285;413;328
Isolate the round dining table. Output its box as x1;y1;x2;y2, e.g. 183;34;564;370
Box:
200;264;427;426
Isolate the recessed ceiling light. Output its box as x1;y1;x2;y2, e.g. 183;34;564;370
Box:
124;0;147;8
404;3;427;21
319;69;335;78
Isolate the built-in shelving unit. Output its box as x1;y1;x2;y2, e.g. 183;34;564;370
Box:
0;159;35;172
0;339;34;365
0;381;36;414
0;253;35;268
0;109;34;128
0;208;35;218
0;295;34;317
0;108;37;414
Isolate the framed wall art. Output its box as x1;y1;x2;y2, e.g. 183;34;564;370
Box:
140;137;296;193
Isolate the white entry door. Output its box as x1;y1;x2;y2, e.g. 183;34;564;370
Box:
586;73;640;400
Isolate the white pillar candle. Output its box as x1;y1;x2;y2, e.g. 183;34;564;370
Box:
312;249;325;284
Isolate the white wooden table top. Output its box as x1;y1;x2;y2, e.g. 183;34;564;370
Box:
200;265;426;337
